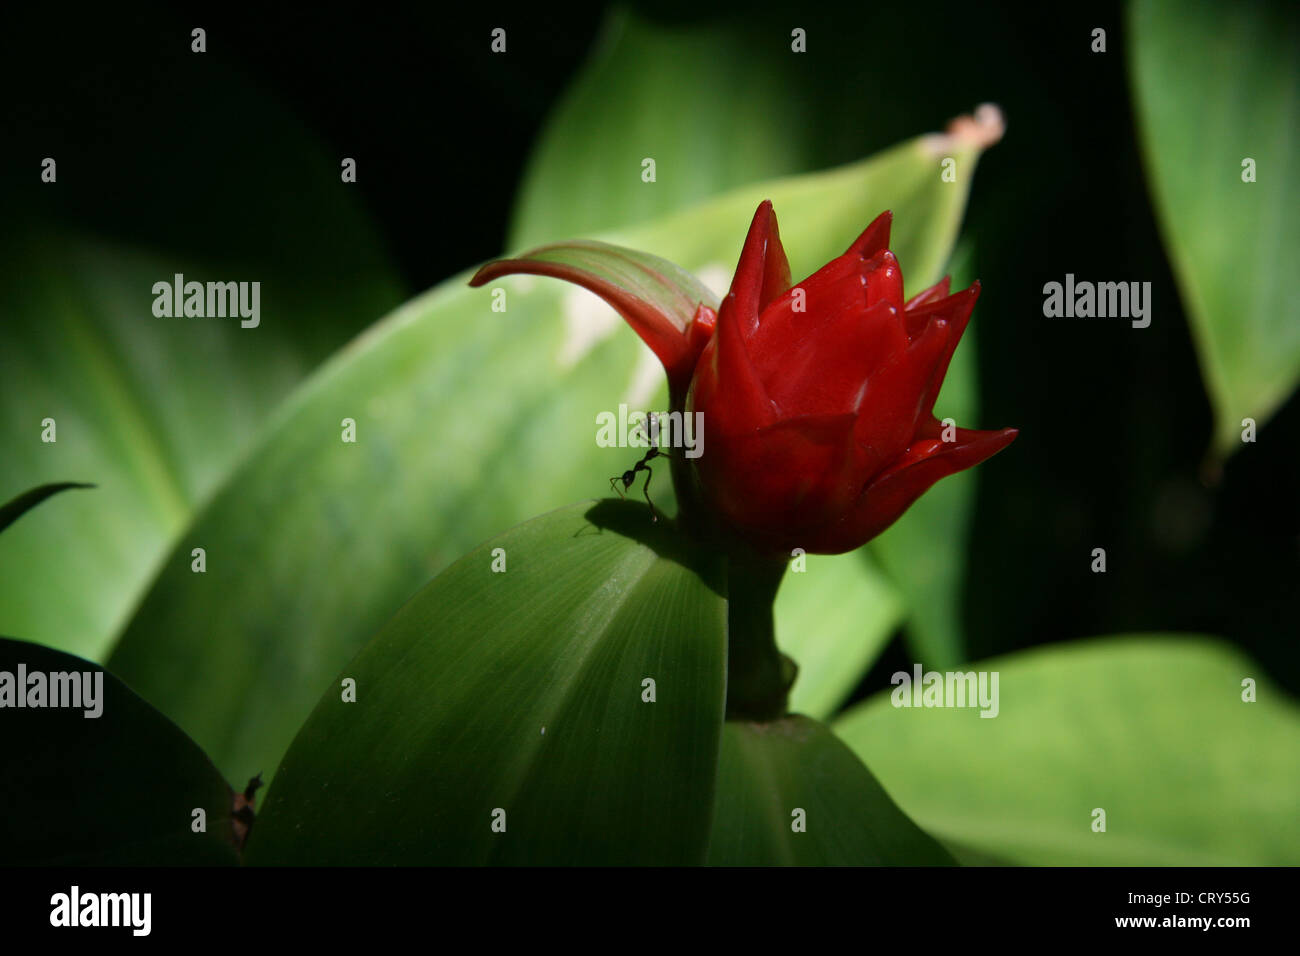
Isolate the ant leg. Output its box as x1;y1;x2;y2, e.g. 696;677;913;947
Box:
641;465;659;522
610;476;628;500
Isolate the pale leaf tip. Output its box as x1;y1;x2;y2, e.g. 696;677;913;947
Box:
923;103;1006;156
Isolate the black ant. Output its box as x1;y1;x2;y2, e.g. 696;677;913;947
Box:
610;416;671;522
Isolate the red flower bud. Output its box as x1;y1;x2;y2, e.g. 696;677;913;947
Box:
686;201;1017;554
470;201;1016;556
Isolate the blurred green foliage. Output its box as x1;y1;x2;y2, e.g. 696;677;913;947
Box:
1131;0;1300;458
836;636;1300;865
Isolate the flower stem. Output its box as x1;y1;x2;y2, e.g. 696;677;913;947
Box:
724;553;797;721
665;380;704;531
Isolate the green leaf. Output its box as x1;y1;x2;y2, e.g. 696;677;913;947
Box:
0;482;93;536
246;501;727;865
1130;0;1300;456
777;551;903;720
0;86;403;661
109;127;994;788
833;636;1300;865
705;715;955;865
508;8;816;248
0;637;239;865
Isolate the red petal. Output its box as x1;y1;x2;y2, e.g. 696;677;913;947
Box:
863;250;905;309
694;412;862;536
851;312;952;468
723;200;793;337
845;210;893;259
690;296;776;439
905;276;951;310
750;245;902;370
805;426;1018;553
758;205;793;312
684;303;717;360
906;282;980;417
750;250;859;359
761;300;906;419
901;281;976;342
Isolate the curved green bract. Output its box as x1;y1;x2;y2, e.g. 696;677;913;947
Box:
475;239;720;330
247;501;728;865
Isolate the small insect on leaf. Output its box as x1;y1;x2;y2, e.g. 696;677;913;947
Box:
608;415;671;522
